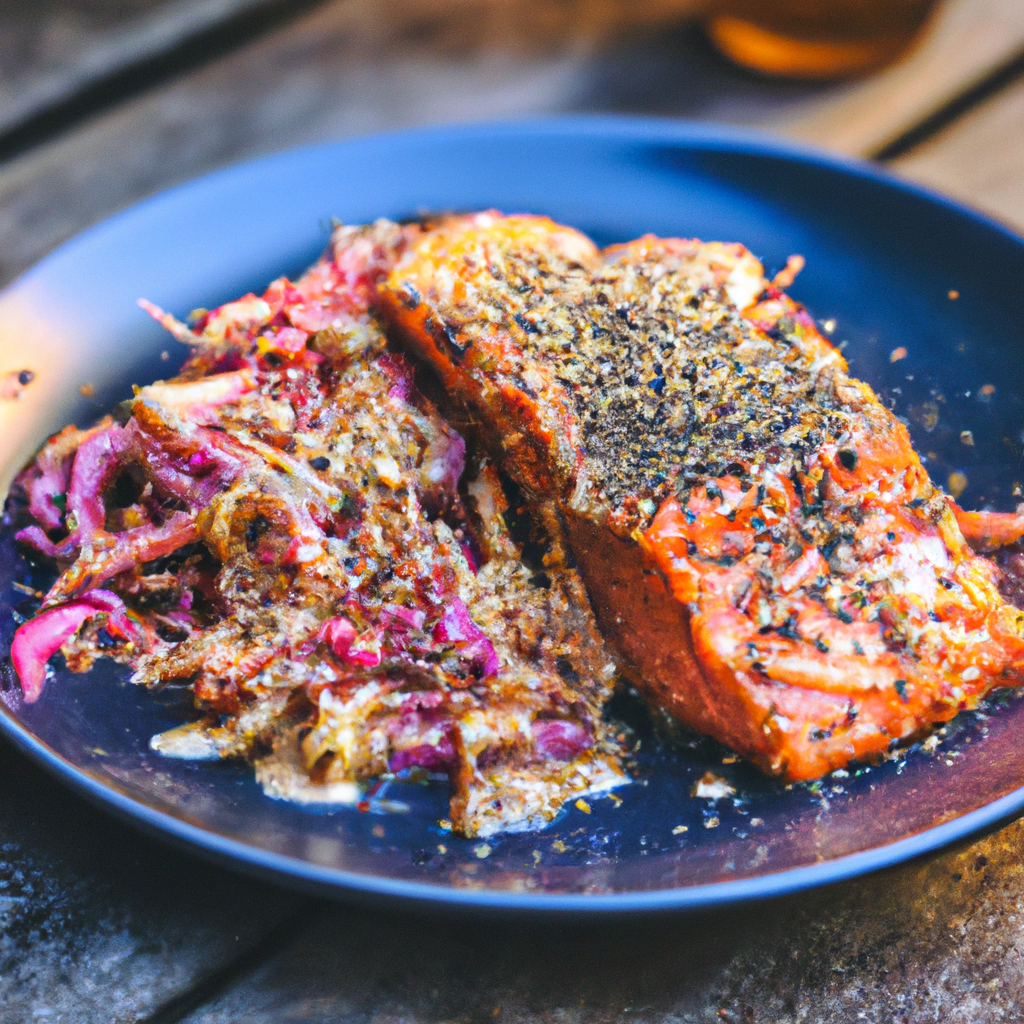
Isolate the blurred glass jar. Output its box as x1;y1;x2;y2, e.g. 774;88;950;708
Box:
705;0;939;79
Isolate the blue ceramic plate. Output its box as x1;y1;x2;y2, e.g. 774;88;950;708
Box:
3;117;1024;913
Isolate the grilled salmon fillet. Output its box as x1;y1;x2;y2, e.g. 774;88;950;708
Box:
380;211;1024;781
10;220;623;837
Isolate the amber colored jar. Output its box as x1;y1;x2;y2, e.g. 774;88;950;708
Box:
705;0;938;79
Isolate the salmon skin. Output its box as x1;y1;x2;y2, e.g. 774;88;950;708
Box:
380;211;1024;782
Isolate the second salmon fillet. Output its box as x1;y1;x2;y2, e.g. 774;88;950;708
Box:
380;211;1024;782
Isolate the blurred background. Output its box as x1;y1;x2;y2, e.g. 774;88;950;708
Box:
1;0;1023;289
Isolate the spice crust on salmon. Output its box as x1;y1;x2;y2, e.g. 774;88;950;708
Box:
380;211;1024;782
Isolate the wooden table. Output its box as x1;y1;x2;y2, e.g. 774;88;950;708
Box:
3;2;1024;1020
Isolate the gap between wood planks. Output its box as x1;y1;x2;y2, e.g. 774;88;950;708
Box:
138;899;324;1024
2;5;1024;171
872;45;1024;161
0;0;329;166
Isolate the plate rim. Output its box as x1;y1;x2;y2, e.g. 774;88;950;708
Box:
7;113;1024;298
4;692;1022;914
3;112;1024;913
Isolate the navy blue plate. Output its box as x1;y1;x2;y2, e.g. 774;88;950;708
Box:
3;116;1024;913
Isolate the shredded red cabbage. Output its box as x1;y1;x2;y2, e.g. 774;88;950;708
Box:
16;425;132;559
46;511;198;602
318;616;358;657
432;597;500;677
65;426;131;546
532;719;593;762
388;736;457;774
23;430;77;530
11;590;139;702
381;604;427;631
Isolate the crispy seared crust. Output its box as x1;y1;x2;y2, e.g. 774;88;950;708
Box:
380;216;774;763
562;511;768;760
380;212;1024;781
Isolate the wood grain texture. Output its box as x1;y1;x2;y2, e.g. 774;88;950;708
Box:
768;0;1024;156
0;0;708;136
892;75;1024;233
175;818;1024;1023
3;0;1020;291
0;736;304;1024
0;0;827;289
1;0;1019;283
0;0;285;135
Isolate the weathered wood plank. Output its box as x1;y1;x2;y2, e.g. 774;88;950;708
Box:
767;0;1024;156
175;818;1024;1024
0;0;286;136
0;0;706;141
0;736;305;1024
0;0;824;290
891;74;1024;234
2;0;1021;291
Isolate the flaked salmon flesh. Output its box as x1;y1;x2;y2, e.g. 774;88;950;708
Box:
381;211;1024;781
